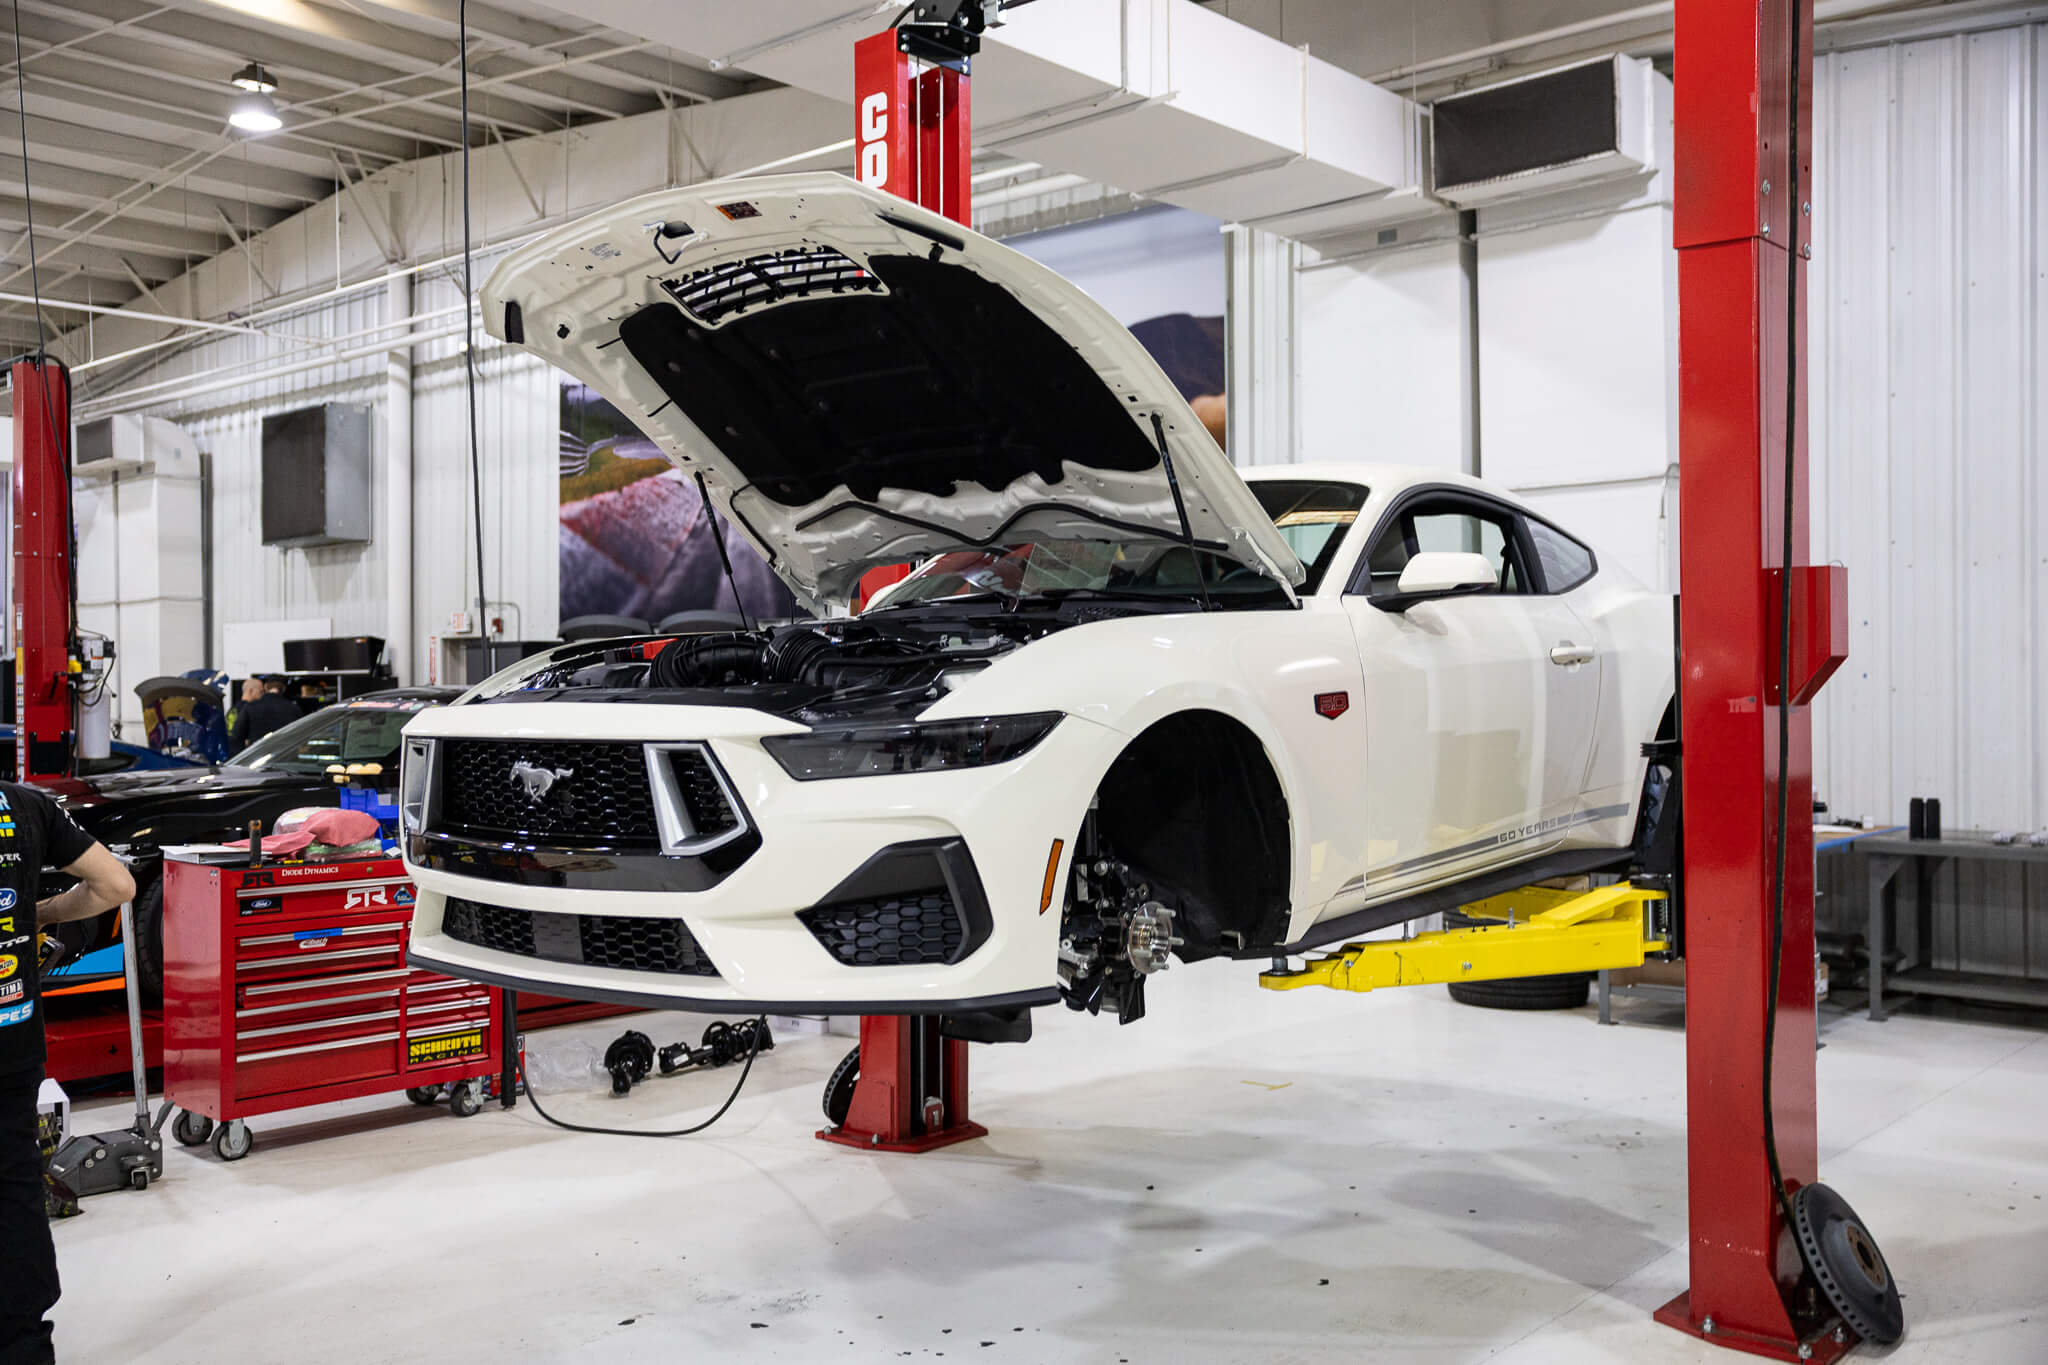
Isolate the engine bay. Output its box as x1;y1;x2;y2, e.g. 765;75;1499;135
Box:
469;607;1096;725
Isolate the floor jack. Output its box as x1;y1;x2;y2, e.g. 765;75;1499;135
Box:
45;896;172;1199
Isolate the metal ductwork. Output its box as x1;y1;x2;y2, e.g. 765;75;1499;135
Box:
524;0;1435;244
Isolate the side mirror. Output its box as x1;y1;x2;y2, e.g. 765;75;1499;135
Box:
1375;551;1498;611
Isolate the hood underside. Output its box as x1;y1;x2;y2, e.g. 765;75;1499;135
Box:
481;173;1303;602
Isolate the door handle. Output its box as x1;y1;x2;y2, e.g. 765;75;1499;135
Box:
1549;643;1595;666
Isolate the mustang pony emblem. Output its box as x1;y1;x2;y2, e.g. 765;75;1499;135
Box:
511;761;574;803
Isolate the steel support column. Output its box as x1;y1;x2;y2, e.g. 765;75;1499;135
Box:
1655;1;1852;1358
819;28;987;1156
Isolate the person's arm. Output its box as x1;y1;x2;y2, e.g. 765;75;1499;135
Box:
37;843;137;926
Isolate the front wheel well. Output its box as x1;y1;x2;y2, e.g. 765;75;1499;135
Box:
1087;710;1292;960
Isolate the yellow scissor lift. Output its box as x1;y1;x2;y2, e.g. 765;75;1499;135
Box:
1259;880;1672;995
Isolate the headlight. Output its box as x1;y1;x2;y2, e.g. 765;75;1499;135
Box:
400;737;437;832
762;713;1063;781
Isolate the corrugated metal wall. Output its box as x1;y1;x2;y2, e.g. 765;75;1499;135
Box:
1810;22;2046;836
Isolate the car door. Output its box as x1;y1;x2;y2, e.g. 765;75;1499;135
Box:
1519;514;1607;827
1340;491;1593;898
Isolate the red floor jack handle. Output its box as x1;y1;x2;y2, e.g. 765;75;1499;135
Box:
820;24;985;1156
1655;1;1874;1359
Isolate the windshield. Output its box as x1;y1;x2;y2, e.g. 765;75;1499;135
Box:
1250;480;1369;591
873;479;1369;609
231;700;434;775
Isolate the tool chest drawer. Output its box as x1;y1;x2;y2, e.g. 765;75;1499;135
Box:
164;853;503;1125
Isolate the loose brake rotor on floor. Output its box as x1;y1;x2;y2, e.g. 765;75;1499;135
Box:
1791;1182;1905;1347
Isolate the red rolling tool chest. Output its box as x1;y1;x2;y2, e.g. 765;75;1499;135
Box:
162;850;503;1161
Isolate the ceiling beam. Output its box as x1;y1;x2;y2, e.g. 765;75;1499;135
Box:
213;205;277;294
0;108;331;203
0;196;224;256
18;66;428;166
9;4;568;144
0;153;288;243
342;0;745;103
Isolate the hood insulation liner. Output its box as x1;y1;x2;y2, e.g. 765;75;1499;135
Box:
617;252;1162;509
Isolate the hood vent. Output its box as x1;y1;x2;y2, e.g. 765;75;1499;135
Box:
661;245;881;326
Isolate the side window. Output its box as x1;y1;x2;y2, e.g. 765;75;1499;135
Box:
1359;496;1530;597
1526;519;1596;592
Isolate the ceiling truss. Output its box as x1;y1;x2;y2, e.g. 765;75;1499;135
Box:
0;0;758;354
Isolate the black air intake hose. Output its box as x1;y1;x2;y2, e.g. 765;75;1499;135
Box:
763;626;839;684
648;632;767;688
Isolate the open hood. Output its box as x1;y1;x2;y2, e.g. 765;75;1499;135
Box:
481;173;1303;603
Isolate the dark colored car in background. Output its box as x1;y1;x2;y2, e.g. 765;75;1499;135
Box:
0;724;206;780
39;687;460;1002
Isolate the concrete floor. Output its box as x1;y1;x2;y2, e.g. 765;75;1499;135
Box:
49;964;2048;1364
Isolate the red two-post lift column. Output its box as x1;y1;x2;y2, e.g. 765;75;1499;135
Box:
817;21;984;1155
1656;0;1863;1359
12;357;77;785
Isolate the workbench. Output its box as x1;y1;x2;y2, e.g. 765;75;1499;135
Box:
1856;832;2048;1020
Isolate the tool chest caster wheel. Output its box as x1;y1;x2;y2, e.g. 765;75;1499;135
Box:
448;1082;483;1118
213;1121;254;1162
172;1110;215;1147
405;1086;444;1106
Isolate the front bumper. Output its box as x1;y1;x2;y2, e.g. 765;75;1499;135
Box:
400;701;1113;1013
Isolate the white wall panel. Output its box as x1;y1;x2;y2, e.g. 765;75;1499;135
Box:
1810;24;2047;832
410;342;561;661
1477;205;1677;490
1296;241;1468;472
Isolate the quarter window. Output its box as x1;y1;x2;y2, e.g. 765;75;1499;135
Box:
1526;519;1597;592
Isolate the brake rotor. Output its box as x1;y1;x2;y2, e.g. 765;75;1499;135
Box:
1791;1182;1904;1347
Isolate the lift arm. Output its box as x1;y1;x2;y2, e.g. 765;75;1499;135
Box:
1259;882;1668;995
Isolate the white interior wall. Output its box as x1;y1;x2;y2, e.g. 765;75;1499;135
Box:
1476;198;1678;591
1809;22;2048;832
1296;240;1469;473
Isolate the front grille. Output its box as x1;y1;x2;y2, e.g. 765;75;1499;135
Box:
800;892;965;967
578;914;718;975
439;740;659;847
441;898;718;978
667;747;739;838
442;899;535;957
660;245;881;325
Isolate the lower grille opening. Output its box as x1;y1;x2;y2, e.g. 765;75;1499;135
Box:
799;891;965;967
440;898;719;978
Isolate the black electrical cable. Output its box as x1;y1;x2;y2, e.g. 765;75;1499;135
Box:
457;0;490;646
8;0;46;356
1760;0;1804;1238
10;0;83;742
515;1015;768;1138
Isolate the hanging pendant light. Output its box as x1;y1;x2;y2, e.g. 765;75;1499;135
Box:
228;62;282;133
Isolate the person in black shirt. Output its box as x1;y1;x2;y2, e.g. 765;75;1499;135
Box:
0;782;135;1365
228;677;303;755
